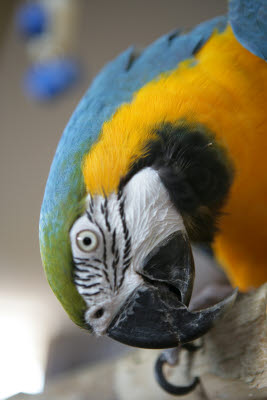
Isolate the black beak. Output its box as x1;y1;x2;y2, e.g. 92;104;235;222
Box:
107;232;237;349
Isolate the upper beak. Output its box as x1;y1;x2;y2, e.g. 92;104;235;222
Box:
107;232;237;349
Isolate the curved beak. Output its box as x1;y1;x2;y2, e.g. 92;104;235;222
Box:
107;232;237;349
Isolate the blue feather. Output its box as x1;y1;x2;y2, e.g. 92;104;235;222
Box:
229;0;267;61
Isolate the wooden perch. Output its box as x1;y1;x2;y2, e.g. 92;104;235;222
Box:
115;283;267;400
10;284;266;400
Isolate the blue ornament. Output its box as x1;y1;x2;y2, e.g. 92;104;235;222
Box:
23;58;80;100
15;3;48;38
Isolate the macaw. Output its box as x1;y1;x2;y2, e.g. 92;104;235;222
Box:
40;0;267;350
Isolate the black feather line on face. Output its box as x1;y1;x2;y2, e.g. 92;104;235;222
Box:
74;273;102;280
114;189;132;288
111;229;116;255
119;122;234;243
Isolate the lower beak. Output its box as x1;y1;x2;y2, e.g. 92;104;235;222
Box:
107;281;237;349
107;231;237;349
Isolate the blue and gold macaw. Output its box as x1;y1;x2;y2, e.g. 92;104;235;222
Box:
40;0;267;349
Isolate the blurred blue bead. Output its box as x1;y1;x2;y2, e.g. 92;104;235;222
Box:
23;59;80;100
15;3;47;38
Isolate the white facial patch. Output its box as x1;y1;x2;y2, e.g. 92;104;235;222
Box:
70;167;185;335
123;168;185;272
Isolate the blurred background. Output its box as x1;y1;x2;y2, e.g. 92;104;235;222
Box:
0;1;227;398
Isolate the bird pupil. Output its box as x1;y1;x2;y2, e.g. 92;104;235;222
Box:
83;237;92;246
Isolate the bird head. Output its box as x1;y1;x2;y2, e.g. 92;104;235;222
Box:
40;123;235;349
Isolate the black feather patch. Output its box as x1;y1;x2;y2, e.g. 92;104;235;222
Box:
120;122;234;243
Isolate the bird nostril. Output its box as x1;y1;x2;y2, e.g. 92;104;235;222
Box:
93;308;104;319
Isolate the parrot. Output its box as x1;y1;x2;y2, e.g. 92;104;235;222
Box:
40;0;267;352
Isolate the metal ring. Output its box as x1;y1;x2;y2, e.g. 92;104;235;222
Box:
154;351;199;396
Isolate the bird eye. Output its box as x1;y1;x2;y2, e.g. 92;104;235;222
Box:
76;230;98;252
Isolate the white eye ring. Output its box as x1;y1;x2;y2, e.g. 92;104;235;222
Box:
76;230;98;252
